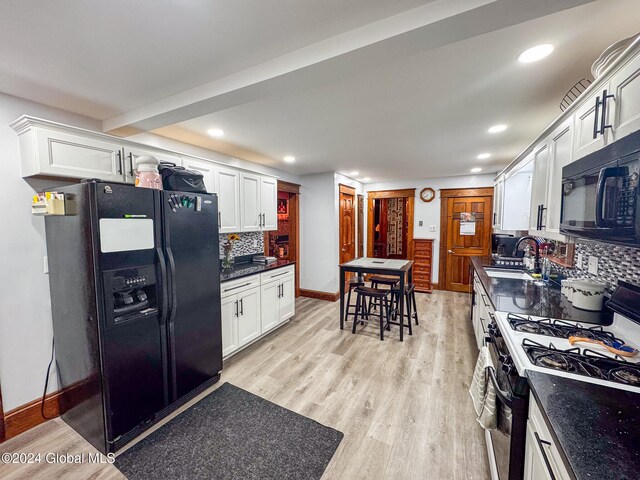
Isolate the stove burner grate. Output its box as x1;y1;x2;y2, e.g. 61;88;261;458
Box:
508;313;625;344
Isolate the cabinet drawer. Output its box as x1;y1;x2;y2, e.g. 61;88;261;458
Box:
221;274;260;298
413;265;431;274
260;265;295;284
412;273;431;283
414;245;432;254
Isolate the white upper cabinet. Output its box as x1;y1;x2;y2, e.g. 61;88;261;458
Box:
182;156;216;193
529;142;550;233
216;167;241;233
609;53;640;142
240;172;278;232
502;154;533;231
545;118;574;235
493;175;505;230
11;116;279;235
123;146;181;184
573;85;610;161
24;125;125;182
260;176;278;231
240;172;262;232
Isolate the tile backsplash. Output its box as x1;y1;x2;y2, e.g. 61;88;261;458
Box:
218;232;264;258
561;241;640;294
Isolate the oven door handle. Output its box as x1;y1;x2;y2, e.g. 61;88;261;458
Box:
596;166;628;227
486;366;513;408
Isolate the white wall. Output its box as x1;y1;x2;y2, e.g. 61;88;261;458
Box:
364;173;494;284
299;172;363;294
0;92;299;411
0;93;102;411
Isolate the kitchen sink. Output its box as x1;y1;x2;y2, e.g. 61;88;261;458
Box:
484;268;534;281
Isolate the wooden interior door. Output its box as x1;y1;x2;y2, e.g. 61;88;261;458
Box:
339;185;356;265
357;194;364;258
443;194;492;292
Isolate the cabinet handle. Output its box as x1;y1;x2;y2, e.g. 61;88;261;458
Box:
223;282;251;293
539;205;546;229
218;211;221;227
258;214;262;227
599;89;615;135
262;213;266;227
534;431;557;480
234;300;239;317
127;152;134;176
593;95;601;140
270;271;288;279
240;298;244;316
116;150;123;175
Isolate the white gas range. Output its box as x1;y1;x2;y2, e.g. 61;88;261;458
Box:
493;310;640;393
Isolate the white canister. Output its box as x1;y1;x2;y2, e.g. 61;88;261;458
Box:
571;280;606;311
562;279;576;302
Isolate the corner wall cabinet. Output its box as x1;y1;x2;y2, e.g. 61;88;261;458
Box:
11;116;278;233
495;40;640;242
221;265;295;359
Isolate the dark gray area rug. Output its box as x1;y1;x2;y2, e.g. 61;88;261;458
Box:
115;382;343;480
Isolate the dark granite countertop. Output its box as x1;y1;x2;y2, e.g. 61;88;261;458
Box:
220;259;295;282
471;256;613;325
527;371;640;480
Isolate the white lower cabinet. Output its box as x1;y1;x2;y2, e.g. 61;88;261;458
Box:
260;270;296;333
237;288;261;347
221;295;240;357
524;394;572;480
221;266;295;358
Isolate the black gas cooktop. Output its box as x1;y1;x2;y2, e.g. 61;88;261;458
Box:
507;313;624;344
522;338;640;387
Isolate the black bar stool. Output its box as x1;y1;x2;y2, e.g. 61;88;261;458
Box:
344;279;367;323
368;275;399;313
390;283;419;333
352;286;392;340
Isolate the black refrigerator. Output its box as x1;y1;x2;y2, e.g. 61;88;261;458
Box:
44;181;222;454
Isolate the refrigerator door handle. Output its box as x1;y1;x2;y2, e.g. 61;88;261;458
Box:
166;246;178;401
157;248;169;325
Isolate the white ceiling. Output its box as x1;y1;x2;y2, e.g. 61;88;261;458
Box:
1;0;639;181
0;0;433;118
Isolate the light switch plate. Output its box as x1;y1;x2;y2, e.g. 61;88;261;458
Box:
43;255;48;274
588;256;599;275
419;220;423;227
577;253;583;269
429;225;437;232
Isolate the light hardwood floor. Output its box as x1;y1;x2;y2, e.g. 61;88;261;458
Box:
0;291;489;480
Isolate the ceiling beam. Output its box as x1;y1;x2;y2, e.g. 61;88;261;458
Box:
103;0;595;134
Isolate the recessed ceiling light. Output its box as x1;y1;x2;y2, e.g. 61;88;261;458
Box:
350;171;359;176
207;128;224;138
283;156;295;163
517;44;554;63
488;124;508;134
470;167;483;173
362;177;371;182
477;153;491;160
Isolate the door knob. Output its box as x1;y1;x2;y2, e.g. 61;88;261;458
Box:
448;249;455;254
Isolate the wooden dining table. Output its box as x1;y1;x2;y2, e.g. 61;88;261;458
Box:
338;257;414;341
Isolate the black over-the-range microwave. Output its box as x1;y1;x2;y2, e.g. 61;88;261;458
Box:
561;129;640;245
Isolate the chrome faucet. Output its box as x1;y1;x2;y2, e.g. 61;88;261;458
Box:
513;236;541;273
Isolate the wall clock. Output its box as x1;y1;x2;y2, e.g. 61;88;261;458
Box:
419;187;436;203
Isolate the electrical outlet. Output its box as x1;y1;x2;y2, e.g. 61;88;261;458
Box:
429;225;437;232
577;253;583;269
253;238;258;247
588;256;599;275
419;220;423;227
43;255;48;274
